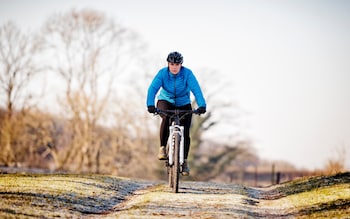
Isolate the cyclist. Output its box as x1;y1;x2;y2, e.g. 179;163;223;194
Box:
146;51;206;176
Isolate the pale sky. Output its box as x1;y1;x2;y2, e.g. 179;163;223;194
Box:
1;0;350;170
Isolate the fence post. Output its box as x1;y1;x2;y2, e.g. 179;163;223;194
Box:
254;165;258;187
276;172;281;184
271;163;275;185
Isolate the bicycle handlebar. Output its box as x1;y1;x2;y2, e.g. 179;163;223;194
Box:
154;108;199;123
154;108;200;115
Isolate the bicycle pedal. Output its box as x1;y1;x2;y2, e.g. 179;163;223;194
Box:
181;171;189;176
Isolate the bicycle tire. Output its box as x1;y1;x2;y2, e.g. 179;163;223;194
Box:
172;131;180;193
167;134;173;188
168;163;173;188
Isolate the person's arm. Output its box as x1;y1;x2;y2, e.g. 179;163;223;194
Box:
146;70;163;107
188;71;206;108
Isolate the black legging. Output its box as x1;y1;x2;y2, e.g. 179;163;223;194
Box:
157;100;192;159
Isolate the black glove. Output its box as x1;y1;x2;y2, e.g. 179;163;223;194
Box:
196;106;206;115
147;105;156;113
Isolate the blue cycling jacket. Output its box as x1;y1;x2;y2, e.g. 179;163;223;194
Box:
147;66;206;108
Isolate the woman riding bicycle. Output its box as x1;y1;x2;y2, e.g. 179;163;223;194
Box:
146;51;206;176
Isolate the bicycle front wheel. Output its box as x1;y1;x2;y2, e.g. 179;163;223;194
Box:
172;132;180;193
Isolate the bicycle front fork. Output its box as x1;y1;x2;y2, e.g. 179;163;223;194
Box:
167;125;185;166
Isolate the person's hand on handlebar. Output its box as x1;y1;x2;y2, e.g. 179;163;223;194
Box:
147;105;156;114
195;106;206;115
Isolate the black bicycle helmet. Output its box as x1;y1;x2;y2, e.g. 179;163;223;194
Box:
166;51;183;64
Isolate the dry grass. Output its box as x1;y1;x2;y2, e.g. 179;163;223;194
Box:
0;174;153;218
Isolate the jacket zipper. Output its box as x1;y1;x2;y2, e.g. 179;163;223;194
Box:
173;75;176;106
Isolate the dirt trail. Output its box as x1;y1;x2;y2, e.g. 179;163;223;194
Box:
110;182;273;218
0;172;349;218
106;173;350;218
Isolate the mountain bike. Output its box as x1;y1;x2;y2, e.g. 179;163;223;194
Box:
155;108;199;193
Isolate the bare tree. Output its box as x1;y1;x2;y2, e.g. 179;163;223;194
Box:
41;9;146;173
0;21;43;166
110;98;160;178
